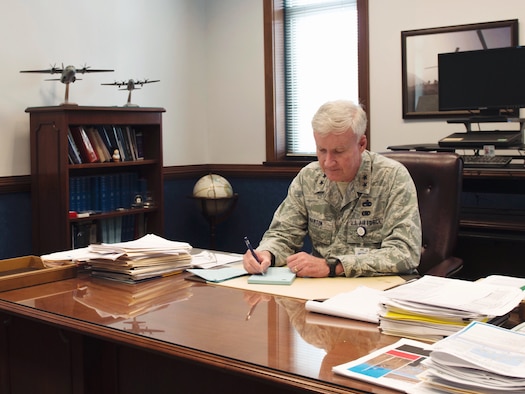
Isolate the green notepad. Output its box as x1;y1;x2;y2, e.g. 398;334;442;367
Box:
247;267;296;285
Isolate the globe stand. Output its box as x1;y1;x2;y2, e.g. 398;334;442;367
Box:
190;194;238;249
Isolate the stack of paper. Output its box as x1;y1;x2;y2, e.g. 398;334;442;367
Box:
408;321;525;393
379;275;523;341
86;234;193;283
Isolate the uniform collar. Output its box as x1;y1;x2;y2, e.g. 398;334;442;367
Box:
314;151;372;203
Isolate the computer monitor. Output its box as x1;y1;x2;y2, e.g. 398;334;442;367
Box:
438;46;525;118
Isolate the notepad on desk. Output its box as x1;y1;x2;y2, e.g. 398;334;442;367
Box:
247;267;296;285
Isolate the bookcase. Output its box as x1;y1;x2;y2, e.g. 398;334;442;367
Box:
28;105;165;255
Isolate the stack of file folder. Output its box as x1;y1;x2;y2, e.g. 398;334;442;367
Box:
86;234;193;283
408;321;525;393
378;275;523;341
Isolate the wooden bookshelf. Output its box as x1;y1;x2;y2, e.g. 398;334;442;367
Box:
28;105;165;255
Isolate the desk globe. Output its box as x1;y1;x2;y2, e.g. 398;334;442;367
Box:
192;174;238;248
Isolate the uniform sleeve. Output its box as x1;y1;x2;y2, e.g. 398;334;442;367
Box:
257;173;309;266
339;165;422;277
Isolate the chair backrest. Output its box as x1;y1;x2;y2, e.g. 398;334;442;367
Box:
382;151;463;276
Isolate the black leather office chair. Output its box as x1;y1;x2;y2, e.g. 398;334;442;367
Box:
382;151;463;277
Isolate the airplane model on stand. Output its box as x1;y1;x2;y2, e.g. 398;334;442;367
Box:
101;79;160;107
20;64;114;105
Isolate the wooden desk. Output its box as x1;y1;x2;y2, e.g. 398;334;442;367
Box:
0;271;401;394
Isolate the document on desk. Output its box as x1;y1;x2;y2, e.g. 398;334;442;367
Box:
382;275;524;317
408;321;525;393
482;274;525;299
190;251;243;269
215;275;405;301
305;286;383;323
332;337;433;393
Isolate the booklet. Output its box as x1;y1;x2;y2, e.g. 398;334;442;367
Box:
332;337;433;392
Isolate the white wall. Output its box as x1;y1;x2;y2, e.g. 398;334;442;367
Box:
1;0;524;176
368;0;525;152
0;0;208;176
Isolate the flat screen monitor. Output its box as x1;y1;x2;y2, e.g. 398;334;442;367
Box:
438;46;525;117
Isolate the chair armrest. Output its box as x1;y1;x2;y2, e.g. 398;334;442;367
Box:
424;256;463;277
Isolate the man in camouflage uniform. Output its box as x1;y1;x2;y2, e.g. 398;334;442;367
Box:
243;100;421;277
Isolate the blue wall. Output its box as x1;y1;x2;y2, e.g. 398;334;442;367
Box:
164;176;292;253
0;176;293;260
0;193;32;258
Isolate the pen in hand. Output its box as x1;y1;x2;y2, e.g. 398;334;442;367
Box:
243;236;264;275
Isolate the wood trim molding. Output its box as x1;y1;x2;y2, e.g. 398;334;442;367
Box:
3;164;298;195
0;175;31;194
163;164;300;179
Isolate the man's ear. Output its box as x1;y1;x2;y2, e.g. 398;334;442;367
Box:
358;135;367;152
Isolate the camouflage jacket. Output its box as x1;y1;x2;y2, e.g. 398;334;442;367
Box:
258;151;422;277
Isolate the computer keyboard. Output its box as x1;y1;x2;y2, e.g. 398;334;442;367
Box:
461;155;512;168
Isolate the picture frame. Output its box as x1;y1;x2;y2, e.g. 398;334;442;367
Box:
401;19;518;119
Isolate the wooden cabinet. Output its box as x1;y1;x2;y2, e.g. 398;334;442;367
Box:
28;106;165;255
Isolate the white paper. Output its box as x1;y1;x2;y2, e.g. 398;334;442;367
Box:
382;275;523;317
431;321;525;378
411;322;525;393
190;251;242;269
305;286;383;323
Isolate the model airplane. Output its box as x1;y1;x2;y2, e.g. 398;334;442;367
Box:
20;64;114;104
101;78;160;107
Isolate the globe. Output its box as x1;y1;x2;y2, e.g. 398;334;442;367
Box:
192;174;235;216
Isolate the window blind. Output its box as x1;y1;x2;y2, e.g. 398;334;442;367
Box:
284;0;358;156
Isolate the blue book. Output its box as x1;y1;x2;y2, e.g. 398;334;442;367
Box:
247;267;296;285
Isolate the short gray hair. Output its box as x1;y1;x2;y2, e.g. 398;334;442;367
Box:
311;100;367;137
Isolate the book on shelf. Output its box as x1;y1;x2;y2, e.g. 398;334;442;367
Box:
98;216;140;244
134;129;144;160
70;126;99;163
124;126;137;161
67;129;83;164
64;124;145;163
69;172;140;214
71;221;97;249
111;126;127;161
85;126;111;162
96;125;115;155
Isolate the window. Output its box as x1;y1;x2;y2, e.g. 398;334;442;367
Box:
264;0;369;163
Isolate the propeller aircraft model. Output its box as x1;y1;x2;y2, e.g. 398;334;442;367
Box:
101;78;160;107
20;64;114;104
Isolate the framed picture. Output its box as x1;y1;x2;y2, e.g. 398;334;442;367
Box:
401;19;518;119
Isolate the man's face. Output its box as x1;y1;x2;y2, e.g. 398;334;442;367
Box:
314;130;367;182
